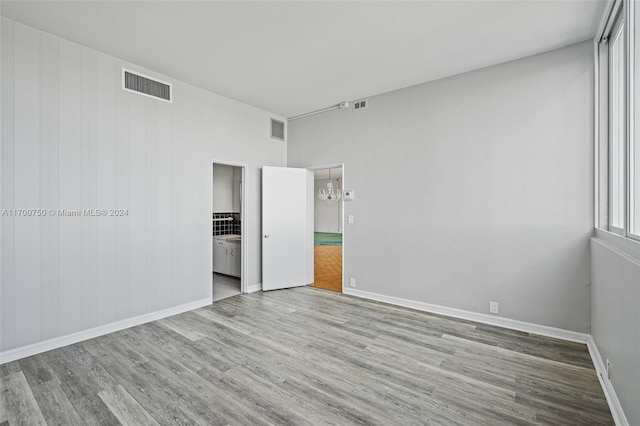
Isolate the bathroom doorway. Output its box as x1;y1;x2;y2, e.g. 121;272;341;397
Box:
311;166;344;292
212;162;245;301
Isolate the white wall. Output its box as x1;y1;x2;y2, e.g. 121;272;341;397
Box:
212;164;240;213
0;19;286;354
289;41;594;332
591;235;640;425
314;178;342;233
233;166;241;213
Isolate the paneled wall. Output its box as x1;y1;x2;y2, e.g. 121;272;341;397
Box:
0;18;286;353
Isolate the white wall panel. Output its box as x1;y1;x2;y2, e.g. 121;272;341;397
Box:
0;18;286;353
13;22;42;348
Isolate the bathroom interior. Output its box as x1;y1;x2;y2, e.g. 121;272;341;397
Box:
212;163;243;301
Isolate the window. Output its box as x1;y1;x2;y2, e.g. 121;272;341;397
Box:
633;0;640;236
597;0;640;241
609;17;625;233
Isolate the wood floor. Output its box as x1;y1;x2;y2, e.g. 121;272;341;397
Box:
1;287;613;425
312;245;342;292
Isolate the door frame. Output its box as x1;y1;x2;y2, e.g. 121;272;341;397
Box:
307;163;345;293
211;160;247;296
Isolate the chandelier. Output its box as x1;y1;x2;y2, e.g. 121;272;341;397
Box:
318;169;341;201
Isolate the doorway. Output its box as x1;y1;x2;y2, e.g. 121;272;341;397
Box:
212;162;245;301
311;166;344;293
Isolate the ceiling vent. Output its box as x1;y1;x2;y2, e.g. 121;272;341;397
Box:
271;118;285;141
122;68;172;103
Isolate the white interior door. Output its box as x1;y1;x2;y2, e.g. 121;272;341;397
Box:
262;166;313;291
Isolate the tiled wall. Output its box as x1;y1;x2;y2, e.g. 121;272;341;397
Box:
213;212;241;236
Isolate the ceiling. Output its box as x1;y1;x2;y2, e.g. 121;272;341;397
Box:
1;1;605;118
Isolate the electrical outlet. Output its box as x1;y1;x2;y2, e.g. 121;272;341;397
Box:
606;359;611;380
347;215;354;224
489;301;499;314
350;277;356;287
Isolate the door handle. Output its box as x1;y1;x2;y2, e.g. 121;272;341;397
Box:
264;234;269;238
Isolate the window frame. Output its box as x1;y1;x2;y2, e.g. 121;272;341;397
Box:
629;0;640;240
596;0;640;242
607;13;626;236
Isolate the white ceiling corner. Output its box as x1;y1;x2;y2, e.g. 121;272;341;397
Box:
0;1;606;118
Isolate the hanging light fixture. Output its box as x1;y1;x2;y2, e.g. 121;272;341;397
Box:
318;169;341;201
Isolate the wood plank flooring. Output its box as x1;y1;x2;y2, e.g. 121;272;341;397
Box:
0;287;613;425
312;245;342;292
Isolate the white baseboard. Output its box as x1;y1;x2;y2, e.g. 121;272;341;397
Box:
1;286;629;426
0;298;211;364
343;288;589;343
343;288;628;425
246;283;262;293
586;337;630;426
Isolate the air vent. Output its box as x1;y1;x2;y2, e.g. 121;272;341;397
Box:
122;68;172;103
354;99;367;110
271;118;285;141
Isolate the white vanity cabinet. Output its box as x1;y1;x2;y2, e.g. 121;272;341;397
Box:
213;236;241;277
228;243;241;277
213;239;228;274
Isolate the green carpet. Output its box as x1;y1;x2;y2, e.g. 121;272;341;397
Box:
314;232;342;246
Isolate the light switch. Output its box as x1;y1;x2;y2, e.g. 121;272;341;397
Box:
347;215;354;224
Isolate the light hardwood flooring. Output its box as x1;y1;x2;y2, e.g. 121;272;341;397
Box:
312;245;342;292
0;287;613;425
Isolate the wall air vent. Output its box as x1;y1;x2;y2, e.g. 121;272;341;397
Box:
122;68;172;103
271;118;285;141
354;99;367;110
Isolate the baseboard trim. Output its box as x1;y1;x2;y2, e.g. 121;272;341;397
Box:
586;337;630;426
0;297;212;364
343;288;589;343
343;288;628;424
246;283;262;293
1;287;629;425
